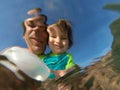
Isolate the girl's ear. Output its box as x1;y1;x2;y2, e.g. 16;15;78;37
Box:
23;36;25;39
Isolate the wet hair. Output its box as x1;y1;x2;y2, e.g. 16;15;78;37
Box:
48;19;73;49
22;14;47;36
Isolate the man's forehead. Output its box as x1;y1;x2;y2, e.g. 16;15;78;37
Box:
26;15;45;23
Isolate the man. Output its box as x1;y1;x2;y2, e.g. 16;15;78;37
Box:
22;8;48;56
0;8;49;90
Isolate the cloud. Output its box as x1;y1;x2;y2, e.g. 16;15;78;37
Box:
44;0;60;11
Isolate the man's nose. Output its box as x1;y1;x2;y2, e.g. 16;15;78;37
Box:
33;26;39;30
33;27;41;36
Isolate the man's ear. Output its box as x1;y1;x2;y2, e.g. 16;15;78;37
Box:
24;20;27;27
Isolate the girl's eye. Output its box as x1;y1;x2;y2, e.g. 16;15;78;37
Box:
61;37;67;40
50;35;56;38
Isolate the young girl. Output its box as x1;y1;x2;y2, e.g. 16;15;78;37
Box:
42;19;76;78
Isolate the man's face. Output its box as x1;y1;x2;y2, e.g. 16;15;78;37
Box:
23;16;48;55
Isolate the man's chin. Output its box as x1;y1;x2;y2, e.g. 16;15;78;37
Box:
32;47;42;54
34;51;42;55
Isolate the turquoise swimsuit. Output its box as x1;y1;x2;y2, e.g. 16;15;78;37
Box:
40;52;75;78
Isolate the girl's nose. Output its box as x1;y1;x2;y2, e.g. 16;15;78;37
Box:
56;37;61;43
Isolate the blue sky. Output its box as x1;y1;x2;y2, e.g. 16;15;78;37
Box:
0;0;120;67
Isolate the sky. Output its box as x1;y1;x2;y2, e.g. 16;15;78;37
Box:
0;0;120;67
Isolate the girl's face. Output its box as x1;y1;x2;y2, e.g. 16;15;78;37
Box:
47;25;69;54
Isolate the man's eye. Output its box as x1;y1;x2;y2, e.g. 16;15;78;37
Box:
28;24;36;28
38;26;47;29
27;21;36;28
